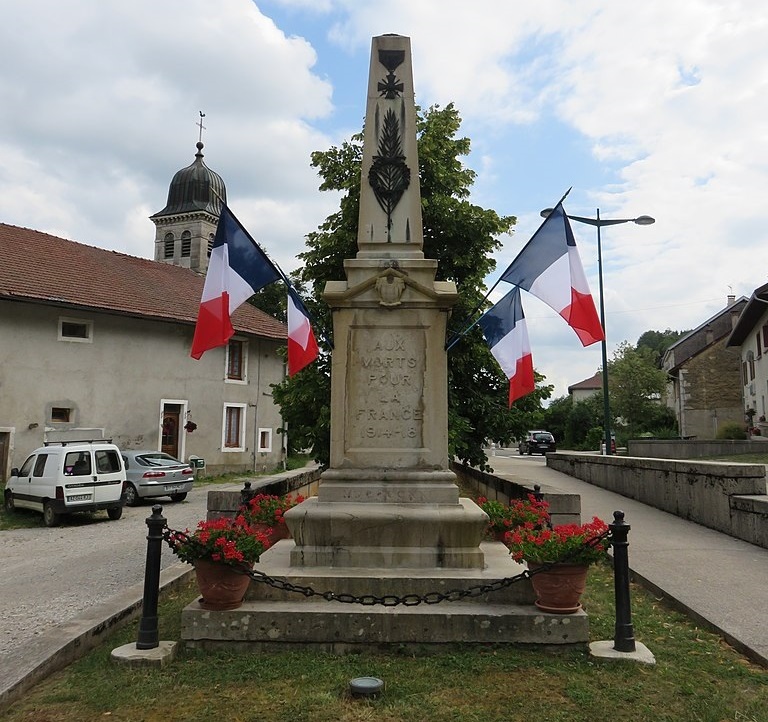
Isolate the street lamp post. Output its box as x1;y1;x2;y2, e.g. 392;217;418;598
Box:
540;208;655;455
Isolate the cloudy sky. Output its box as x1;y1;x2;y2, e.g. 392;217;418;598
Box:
1;0;765;399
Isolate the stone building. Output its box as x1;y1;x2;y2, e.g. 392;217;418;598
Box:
662;296;746;438
0;143;287;480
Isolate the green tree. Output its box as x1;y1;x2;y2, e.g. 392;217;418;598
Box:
608;341;669;437
272;103;552;469
636;328;688;368
567;393;605;449
541;396;572;447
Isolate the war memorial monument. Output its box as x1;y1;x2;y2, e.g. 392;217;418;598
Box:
181;34;589;650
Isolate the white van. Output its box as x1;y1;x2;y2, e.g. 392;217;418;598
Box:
4;440;126;527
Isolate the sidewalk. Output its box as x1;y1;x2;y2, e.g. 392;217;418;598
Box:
485;450;768;668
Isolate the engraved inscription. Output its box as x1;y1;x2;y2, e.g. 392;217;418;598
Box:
346;328;425;449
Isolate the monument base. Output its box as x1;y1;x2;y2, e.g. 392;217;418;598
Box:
180;541;590;651
285;494;488;569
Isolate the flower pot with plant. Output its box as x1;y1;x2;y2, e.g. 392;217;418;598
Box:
504;516;610;613
167;514;272;610
476;494;550;541
242;492;305;542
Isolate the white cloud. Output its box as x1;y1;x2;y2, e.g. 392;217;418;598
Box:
2;0;767;400
0;0;336;257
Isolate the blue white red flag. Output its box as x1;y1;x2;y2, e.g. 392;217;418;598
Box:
500;202;604;346
478;286;535;406
191;205;280;360
287;287;319;376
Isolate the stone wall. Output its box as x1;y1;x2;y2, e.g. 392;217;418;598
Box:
680;337;743;439
451;462;581;527
546;453;768;548
206;466;322;520
627;438;768;459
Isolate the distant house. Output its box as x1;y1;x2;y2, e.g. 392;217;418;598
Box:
0;142;288;480
568;372;602;403
662;295;746;439
726;282;768;429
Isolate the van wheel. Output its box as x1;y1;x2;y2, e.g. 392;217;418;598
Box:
170;492;187;503
43;501;60;528
107;506;123;521
4;491;14;513
123;483;139;507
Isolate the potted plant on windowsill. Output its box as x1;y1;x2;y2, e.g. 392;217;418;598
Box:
504;517;610;614
242;492;305;542
166;515;272;610
476;494;550;541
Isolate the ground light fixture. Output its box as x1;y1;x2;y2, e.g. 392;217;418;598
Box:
540;207;656;455
349;676;385;697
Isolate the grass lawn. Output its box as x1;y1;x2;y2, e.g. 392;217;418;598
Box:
1;562;766;722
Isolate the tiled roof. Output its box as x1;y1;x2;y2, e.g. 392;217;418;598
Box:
727;284;768;347
0;223;286;341
664;298;746;369
568;371;602;392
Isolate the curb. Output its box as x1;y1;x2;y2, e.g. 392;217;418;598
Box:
0;562;194;711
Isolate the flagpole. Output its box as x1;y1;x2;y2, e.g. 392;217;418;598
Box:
445;277;505;351
209;192;333;350
445;188;573;352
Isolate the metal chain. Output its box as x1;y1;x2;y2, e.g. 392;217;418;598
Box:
162;525;611;609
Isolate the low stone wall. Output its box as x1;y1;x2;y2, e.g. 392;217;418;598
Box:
546;453;768;548
206;465;322;520
452;462;581;527
627;438;768;459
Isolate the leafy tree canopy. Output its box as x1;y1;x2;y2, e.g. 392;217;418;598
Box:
608;341;669;435
636;328;689;368
272;103;552;469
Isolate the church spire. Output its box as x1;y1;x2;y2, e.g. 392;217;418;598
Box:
150;118;227;274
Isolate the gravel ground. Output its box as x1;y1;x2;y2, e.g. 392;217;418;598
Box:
0;484;227;659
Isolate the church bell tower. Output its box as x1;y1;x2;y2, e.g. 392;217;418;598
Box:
150;138;227;274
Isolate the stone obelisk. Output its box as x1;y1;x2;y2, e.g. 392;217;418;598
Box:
285;34;487;569
182;35;589;651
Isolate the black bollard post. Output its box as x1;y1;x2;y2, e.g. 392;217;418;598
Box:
610;510;636;653
240;480;255;508
532;485;552;529
136;504;166;650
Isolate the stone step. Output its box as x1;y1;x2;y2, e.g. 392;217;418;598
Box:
180;541;590;652
245;540;536;605
181;599;589;652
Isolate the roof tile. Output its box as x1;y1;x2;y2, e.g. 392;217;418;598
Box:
0;223;287;340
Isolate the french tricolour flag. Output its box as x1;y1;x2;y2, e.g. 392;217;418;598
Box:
190;205;280;360
478;286;535;406
287;287;319;376
500;202;604;346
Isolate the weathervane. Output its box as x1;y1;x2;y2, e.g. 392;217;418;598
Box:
197;111;207;143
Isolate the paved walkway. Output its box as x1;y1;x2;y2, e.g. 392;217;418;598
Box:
486;450;768;668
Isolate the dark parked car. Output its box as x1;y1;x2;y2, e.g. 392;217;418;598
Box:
120;450;194;505
518;430;556;455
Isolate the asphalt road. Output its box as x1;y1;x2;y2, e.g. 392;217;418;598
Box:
0;485;220;660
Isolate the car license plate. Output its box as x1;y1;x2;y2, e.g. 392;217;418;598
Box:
69;494;91;502
164;485;181;492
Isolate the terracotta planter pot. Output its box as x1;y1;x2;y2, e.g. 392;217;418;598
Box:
527;562;589;614
252;522;291;543
194;560;253;611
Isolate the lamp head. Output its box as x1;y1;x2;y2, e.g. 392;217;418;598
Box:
634;215;655;225
540;208;554;218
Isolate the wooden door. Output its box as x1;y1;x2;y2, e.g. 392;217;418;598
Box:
161;408;180;458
